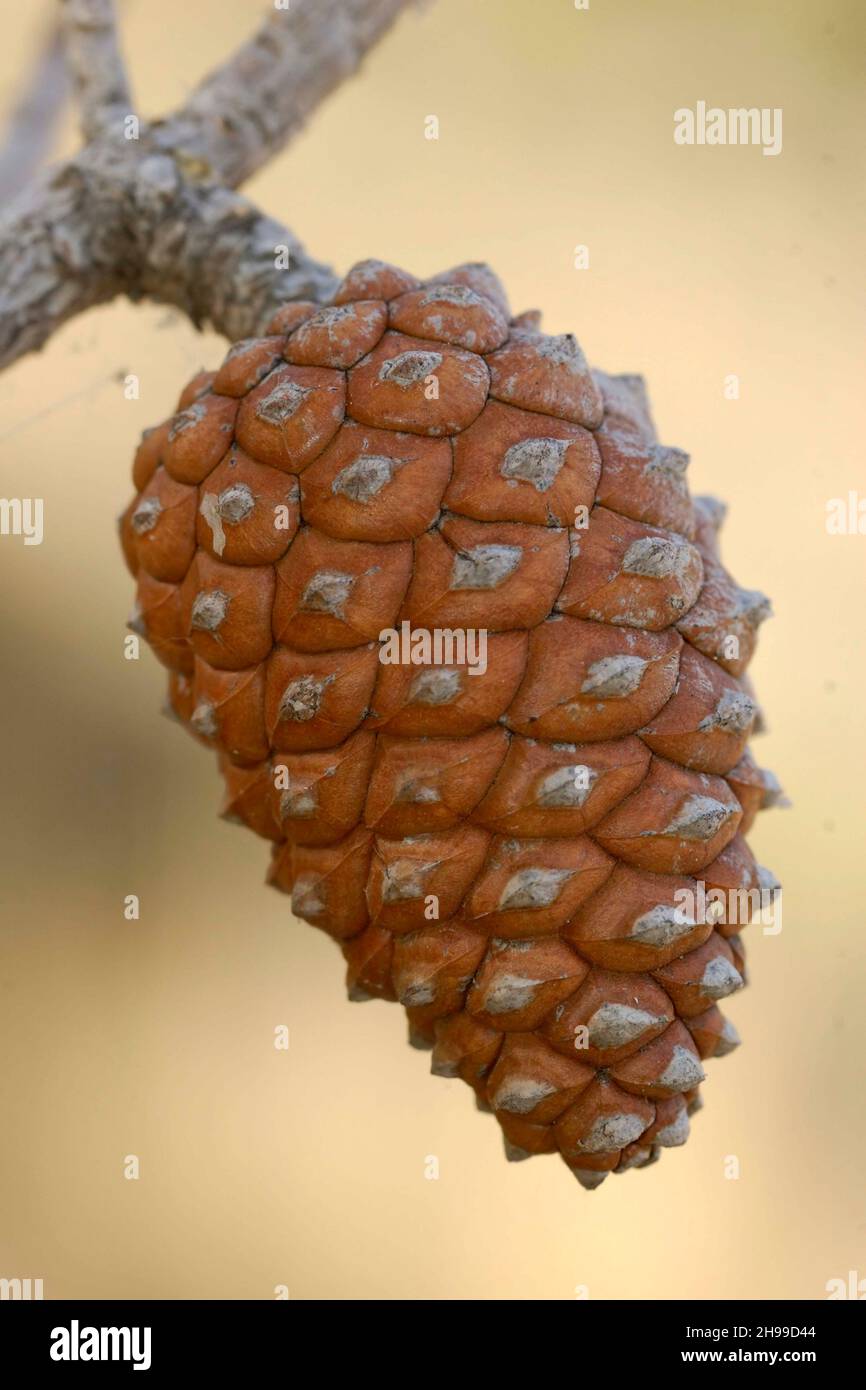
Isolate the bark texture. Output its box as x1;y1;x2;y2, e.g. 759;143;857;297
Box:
0;0;418;369
0;23;68;202
60;0;132;141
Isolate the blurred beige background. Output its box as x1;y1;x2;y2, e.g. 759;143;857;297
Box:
1;0;864;1300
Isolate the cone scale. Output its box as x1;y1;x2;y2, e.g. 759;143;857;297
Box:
122;259;780;1187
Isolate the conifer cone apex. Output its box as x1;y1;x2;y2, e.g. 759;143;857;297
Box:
124;258;780;1186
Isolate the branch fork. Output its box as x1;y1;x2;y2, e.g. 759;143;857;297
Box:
0;0;418;370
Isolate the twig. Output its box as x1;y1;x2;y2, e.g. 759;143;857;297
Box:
0;148;336;370
159;0;413;188
59;0;132;141
0;25;69;203
0;0;420;371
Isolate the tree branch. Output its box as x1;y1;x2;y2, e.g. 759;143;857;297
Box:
0;158;119;368
159;0;416;187
0;24;69;203
59;0;132;141
0;0;422;371
132;155;339;340
0;144;337;370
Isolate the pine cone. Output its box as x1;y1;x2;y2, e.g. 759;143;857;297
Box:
122;259;780;1187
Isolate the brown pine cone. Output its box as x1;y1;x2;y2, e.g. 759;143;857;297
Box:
122;258;781;1188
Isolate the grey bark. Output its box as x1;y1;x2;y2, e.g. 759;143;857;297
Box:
0;25;69;203
59;0;132;141
0;0;419;370
160;0;420;190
